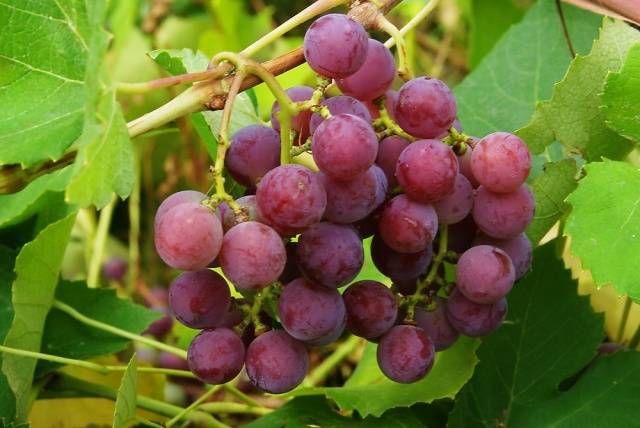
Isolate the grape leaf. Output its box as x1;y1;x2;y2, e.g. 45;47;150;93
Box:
112;356;137;428
448;242;608;427
517;20;640;161
36;281;161;376
454;0;601;137
295;337;479;417
526;159;578;244
602;43;640;143
565;160;640;301
0;213;76;421
0;246;16;420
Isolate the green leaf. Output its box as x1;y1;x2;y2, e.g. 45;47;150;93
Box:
0;246;16;420
112;356;137;428
147;49;209;76
448;242;606;427
517;20;640;161
1;213;76;421
526;159;578;244
454;0;601;136
565;160;640;301
36;281;161;376
602;43;640;142
296;337;479;417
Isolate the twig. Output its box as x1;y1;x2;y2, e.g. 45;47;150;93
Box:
87;195;117;288
305;335;362;386
555;0;577;58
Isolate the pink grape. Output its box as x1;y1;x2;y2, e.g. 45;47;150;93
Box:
456;245;515;304
336;39;396;101
154;190;206;227
433;174;474;225
312;114;378;181
378;194;438;254
305;317;346;347
447;214;478;253
225;125;280;187
395;139;458;203
297;222;364;288
457;146;479;188
188;328;245;384
219;221;286;290
103;257;127;281
320;167;380;224
472;185;535;239
365;90;398;120
303;14;369;78
309;95;372;135
371;235;432;281
271;86;315;143
343;280;398;339
377;325;435;383
473;233;532;280
279;241;302;284
446;288;507;337
168;269;231;329
256;165;327;235
471;132;531;193
376;135;410;188
154;202;223;270
219;195;264;231
415;298;460;351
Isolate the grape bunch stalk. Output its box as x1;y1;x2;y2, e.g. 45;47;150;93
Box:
153;11;535;392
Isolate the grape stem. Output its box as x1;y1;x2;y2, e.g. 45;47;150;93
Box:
165;386;221;427
617;296;633;342
304;335;362;386
86;195;117;288
376;15;413;81
383;0;440;49
199;402;272;416
372;96;416;141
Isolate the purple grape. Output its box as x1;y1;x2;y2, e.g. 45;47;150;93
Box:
154;202;223;270
219;221;286;290
446;288;507;337
297;222;363;288
473;233;532;280
415;298;459;351
220;300;244;328
371;235;432;281
103;257;127;281
376;135;410;188
320;167;380;224
394;278;418;296
433;174;474;225
256;165;327;235
377;325;435;383
271;86;315;143
245;330;309;393
225;125;280;187
312;114;378;181
278;278;346;342
395;77;457;139
303;14;369;78
471;132;531;193
157;352;188;371
372;165;389;209
457;146;479;188
472;185;535;239
145;307;173;339
353;207;382;239
396;139;458;203
168;269;231;329
155;190;207;227
447;214;478;254
343;280;398;339
309;96;372;135
219;195;264;232
378;194;438;254
456;245;515;304
279;241;302;284
598;342;624;354
305;316;346;346
336;39;396;101
188;328;245;384
365;90;398;120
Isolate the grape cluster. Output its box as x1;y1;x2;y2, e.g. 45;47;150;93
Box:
154;13;534;392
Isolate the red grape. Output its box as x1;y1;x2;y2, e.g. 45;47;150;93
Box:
320;167;380;224
377;325;435;383
446;288;507;337
376;135;410;188
155;190;206;227
471;132;531;193
473;233;532;280
371;235;433;281
336;39;395;101
225;125;280;187
433;174;474;225
271;86;315;143
309;95;372;135
378;194;438;254
415;298;460;351
188;328;245;384
343;280;398;339
456;245;515;304
472;185;535;239
457;146;479;188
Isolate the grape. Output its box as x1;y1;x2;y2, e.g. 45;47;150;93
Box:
225;125;280;187
188;328;245;384
433;174;474;225
396;139;458;203
278;278;346;342
245;330;309;393
376;136;410;188
157;352;189;371
220;300;244;328
271;86;315;143
256;165;327;235
414;298;459;351
446;288;507;337
219;221;286;290
297;222;363;288
472;185;535;239
598;342;624;355
395;77;457;139
145;307;173;339
456;245;514;304
394;278;418;296
343;280;398;339
168;269;231;329
378;194;438;254
305;316;345;346
103;257;127;281
154;202;223;270
457;146;479;188
473;233;532;280
377;325;435;383
365;90;398;120
279;241;302;284
303;14;369;78
371;235;432;281
312;114;378;181
336;39;395;101
155;190;207;226
219;195;264;232
471;132;531;193
372;165;389;209
320;166;380;224
447;214;477;254
353;208;381;239
309;96;372;135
